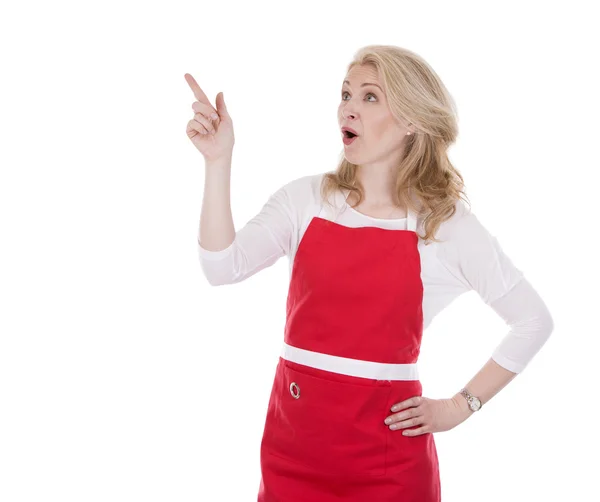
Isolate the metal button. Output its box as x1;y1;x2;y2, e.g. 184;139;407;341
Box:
289;382;300;399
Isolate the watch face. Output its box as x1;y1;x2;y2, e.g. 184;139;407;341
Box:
469;397;482;411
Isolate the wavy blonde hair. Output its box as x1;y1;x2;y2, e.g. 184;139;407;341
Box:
321;45;470;245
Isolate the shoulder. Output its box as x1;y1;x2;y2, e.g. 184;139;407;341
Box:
275;171;326;208
431;198;524;303
279;171;325;195
422;197;475;243
427;198;496;269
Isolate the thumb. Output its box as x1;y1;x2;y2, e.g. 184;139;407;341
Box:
215;91;228;117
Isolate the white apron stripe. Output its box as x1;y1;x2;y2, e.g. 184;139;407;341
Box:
280;342;419;381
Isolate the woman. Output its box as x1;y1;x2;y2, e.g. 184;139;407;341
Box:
186;45;554;502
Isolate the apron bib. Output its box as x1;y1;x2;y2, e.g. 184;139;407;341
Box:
257;193;441;501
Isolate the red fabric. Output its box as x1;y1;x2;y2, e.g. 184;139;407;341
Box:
258;217;441;501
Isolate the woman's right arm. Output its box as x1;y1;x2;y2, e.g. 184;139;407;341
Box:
199;156;235;254
185;73;293;286
198;157;294;286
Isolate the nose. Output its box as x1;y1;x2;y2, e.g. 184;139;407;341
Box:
341;95;360;119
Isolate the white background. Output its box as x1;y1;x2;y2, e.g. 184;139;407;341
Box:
1;1;598;501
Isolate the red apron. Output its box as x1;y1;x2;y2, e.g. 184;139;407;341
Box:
257;194;441;502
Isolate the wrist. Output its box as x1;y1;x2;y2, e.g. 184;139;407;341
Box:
454;388;484;415
452;392;473;417
205;153;233;170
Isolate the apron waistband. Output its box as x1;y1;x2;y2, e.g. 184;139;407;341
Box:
280;342;419;381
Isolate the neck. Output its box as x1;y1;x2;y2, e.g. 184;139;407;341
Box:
350;166;400;207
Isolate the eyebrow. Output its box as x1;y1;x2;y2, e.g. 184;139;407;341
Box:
343;80;383;91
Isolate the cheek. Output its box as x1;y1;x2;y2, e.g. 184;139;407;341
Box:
371;115;392;133
366;122;393;142
372;118;403;142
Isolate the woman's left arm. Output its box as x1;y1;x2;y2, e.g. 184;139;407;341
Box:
451;356;518;417
386;277;554;435
385;358;517;434
384;204;554;435
451;275;554;416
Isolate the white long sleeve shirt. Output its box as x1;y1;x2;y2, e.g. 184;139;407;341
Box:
197;172;554;374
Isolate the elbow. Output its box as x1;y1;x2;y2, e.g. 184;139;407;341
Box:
204;276;226;287
197;243;237;286
515;305;554;351
536;304;555;342
201;271;234;287
198;261;234;286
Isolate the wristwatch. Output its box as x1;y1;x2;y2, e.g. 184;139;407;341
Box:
460;388;482;412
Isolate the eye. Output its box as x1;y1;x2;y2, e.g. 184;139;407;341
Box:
341;91;377;102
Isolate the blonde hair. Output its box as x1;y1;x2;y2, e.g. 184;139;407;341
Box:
321;45;470;245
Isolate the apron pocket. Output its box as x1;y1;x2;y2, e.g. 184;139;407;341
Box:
261;358;392;478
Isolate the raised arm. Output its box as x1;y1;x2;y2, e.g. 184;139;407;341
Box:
197;177;294;286
184;73;294;286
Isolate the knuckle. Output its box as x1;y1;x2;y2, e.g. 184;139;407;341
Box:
194;112;209;125
192;100;207;111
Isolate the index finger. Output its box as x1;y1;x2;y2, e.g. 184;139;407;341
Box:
391;396;421;412
184;73;211;106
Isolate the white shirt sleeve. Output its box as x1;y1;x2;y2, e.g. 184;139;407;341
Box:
436;203;554;373
487;278;554;373
197;183;295;285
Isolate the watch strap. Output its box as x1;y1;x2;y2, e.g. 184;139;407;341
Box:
460;387;482;411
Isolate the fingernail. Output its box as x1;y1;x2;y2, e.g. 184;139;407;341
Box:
211;113;218;120
391;405;398;412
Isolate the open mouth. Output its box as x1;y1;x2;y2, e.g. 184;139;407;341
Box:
343;132;358;145
343;130;358;139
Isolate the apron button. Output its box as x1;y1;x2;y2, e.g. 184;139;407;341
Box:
289;382;300;399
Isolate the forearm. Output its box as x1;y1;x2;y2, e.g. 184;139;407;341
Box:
451;357;518;417
199;155;235;251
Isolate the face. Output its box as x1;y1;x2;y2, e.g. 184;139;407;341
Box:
338;65;413;167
